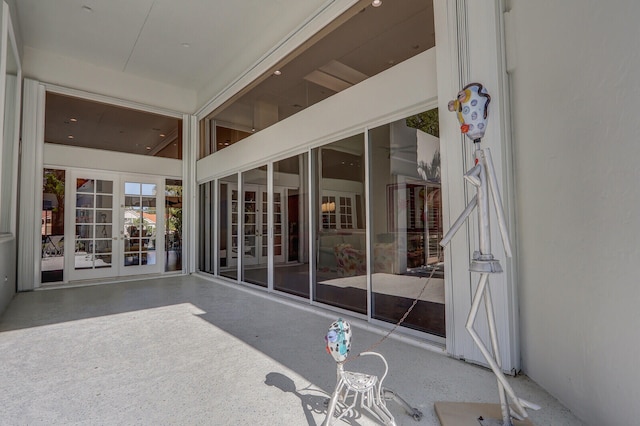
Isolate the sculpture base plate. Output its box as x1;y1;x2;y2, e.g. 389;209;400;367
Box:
434;401;534;426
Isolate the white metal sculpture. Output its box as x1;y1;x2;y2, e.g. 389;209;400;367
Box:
323;318;423;426
323;319;396;426
440;83;540;425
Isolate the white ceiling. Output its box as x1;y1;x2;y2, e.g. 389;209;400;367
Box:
14;0;329;92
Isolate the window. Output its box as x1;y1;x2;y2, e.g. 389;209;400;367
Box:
198;0;435;157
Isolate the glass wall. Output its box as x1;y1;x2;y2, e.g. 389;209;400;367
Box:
41;168;66;283
241;165;268;287
273;153;310;298
165;179;182;272
198;181;215;274
313;134;367;314
368;109;445;336
218;174;238;280
197;111;445;340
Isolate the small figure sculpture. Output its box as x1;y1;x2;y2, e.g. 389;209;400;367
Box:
441;83;540;425
323;319;423;426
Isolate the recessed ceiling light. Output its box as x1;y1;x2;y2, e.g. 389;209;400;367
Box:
81;5;93;12
159;133;166;137
372;0;382;7
70;118;78;122
273;70;282;76
146;146;151;150
67;135;74;139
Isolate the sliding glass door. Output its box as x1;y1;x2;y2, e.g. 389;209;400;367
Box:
312;134;367;314
203;112;444;340
368;109;445;336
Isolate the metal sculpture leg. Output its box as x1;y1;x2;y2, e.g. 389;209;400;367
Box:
466;273;540;424
382;388;424;421
324;353;397;426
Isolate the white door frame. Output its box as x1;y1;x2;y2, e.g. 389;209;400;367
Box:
118;174;165;277
65;170;166;281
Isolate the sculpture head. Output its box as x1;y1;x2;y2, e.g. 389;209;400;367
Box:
325;318;352;363
448;82;491;142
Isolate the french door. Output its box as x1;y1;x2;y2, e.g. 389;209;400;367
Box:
67;171;164;281
226;184;285;267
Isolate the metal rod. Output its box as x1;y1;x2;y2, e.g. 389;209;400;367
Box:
484;148;513;258
440;194;477;247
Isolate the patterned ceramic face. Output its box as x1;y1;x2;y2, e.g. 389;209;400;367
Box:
447;82;491;141
325;318;352;363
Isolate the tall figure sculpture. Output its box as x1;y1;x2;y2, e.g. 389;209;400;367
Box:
440;83;539;425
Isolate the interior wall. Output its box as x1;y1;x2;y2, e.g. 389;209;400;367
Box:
509;1;640;424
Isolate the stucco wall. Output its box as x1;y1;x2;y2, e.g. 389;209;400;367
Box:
509;1;640;424
0;237;16;316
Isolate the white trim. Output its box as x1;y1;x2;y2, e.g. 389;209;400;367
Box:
18;80;46;291
267;162;274;291
44;144;182;177
5;4;21;235
364;126;372;321
184;114;197;274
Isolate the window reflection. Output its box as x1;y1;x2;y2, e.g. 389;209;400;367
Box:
218;174;238;280
41;169;66;283
273;153;310;298
313;134;367;314
369;108;445;336
165;179;182;272
242;166;268;287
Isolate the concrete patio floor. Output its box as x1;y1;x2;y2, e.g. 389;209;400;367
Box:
0;275;582;425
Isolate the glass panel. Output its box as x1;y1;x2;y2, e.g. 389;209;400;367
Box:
218;175;238;280
96;209;113;223
242;166;267;287
125;182;141;195
96;180;113;194
74;176;114;272
42;169;66;283
313;134;367;314
273;153;310;298
76;209;92;224
369;108;445;336
95;194;112;208
141;184;157;196
122;181;158;270
197;181;213;274
76;193;93;208
77;179;94;193
45;92;182;159
141;196;156;208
